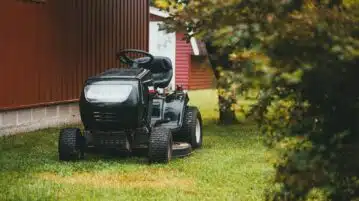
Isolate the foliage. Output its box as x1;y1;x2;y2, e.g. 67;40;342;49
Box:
150;0;156;6
156;0;359;200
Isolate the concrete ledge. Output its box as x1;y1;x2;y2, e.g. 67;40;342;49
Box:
0;102;81;136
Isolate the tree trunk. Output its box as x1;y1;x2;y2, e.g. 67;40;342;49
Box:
205;41;238;125
218;94;238;125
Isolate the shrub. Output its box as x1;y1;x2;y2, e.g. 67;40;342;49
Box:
157;0;359;200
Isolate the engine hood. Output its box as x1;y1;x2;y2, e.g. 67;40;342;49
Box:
79;67;154;130
86;68;150;82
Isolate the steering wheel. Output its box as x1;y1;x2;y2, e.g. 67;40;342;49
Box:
116;49;154;67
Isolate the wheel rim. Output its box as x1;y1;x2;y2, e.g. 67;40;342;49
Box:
195;118;201;143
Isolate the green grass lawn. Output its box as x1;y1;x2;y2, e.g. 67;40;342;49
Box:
0;89;273;201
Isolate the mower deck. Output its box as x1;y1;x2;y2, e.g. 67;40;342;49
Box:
132;142;192;158
84;141;192;159
172;142;192;158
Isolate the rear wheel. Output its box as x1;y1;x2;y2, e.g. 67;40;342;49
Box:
58;128;85;161
175;106;203;149
148;127;173;164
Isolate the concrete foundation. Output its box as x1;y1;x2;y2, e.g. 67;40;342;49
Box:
0;102;81;136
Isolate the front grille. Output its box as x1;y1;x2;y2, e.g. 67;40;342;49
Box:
93;111;117;122
92;131;130;149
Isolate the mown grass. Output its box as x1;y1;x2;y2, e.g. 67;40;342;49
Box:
0;89;273;201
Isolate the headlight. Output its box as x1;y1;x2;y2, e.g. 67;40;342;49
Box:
84;84;133;103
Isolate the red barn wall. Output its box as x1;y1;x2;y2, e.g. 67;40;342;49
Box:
0;0;149;110
150;14;163;21
175;33;192;89
150;13;216;90
189;56;216;90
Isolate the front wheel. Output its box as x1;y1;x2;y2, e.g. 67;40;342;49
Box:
175;106;203;149
58;128;85;161
148;127;173;164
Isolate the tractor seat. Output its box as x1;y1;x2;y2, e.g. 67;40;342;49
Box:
136;56;173;88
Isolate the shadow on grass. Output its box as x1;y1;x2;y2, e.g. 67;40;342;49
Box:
0;127;152;176
0;118;261;174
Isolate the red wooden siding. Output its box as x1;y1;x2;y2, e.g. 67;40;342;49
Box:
149;12;215;90
175;33;192;89
0;0;149;110
150;14;163;21
189;56;216;90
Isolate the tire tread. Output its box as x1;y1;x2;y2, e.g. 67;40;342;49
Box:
175;106;203;149
148;127;172;163
58;128;83;161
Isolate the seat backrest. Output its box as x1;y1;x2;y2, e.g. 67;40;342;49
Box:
150;56;173;88
136;56;173;88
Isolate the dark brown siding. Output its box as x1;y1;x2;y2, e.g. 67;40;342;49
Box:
189;56;216;90
0;0;149;110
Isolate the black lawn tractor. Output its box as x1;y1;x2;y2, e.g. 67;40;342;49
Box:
58;49;203;163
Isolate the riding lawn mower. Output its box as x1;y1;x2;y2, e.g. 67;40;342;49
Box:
58;49;203;163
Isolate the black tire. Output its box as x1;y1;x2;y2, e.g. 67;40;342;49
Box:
148;127;173;164
175;106;203;149
172;142;192;158
58;128;85;161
